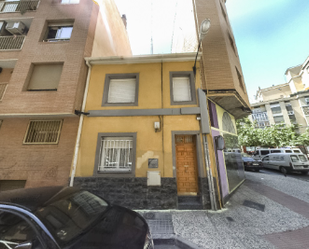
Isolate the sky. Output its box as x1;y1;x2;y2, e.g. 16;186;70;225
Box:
113;0;309;103
225;0;309;102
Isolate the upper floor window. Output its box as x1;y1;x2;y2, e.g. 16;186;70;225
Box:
102;73;139;106
235;67;245;92
26;63;63;91
61;0;80;4
43;22;74;42
170;71;196;105
0;83;8;101
23;120;62;144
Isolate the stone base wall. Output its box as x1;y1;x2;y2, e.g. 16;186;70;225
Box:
198;177;211;209
73;177;178;209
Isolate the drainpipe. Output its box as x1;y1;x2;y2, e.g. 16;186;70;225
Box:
69;60;92;187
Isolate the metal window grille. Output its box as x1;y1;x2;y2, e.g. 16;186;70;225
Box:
98;137;133;172
0;83;7;100
0;1;39;13
0;36;25;50
24;120;62;144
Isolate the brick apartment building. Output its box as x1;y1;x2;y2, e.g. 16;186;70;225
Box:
0;0;131;190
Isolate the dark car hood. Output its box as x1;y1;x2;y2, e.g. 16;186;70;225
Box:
69;205;148;249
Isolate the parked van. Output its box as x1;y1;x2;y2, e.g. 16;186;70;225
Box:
262;153;309;175
252;148;302;160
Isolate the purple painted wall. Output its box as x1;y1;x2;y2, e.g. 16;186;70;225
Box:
211;129;229;199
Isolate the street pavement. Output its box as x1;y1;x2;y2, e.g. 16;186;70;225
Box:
139;170;309;248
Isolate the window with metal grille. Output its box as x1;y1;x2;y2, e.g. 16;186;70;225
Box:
98;137;133;172
0;83;8;101
24;120;62;144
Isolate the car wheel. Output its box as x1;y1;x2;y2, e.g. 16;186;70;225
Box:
280;167;287;175
301;171;308;175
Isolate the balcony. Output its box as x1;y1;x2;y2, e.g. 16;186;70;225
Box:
0;35;25;50
0;1;39;13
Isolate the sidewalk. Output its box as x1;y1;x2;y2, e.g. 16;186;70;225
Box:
139;171;309;249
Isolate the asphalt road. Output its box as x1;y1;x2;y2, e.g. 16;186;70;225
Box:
259;168;309;182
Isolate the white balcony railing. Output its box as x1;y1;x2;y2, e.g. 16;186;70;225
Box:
0;1;39;13
0;35;25;50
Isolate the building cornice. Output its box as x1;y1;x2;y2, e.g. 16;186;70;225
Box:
85;53;202;65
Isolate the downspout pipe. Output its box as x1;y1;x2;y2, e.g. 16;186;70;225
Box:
69;60;92;187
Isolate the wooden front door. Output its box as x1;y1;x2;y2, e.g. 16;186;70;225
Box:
175;135;199;195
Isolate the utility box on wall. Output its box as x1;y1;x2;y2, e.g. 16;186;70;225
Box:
147;171;161;186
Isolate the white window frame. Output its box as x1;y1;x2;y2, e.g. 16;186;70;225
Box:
61;0;80;4
94;133;136;176
102;73;139;106
44;22;74;42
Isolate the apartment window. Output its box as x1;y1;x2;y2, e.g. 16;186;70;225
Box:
0;83;8;101
94;133;136;175
235;67;245;92
0;120;2;129
44;22;73;42
61;0;80;3
27;63;63;91
220;3;227;22
102;73;139;106
170;72;196;105
228;33;237;55
23;120;62;144
273;115;284;124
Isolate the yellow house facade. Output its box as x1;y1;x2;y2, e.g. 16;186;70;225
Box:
70;53;221;209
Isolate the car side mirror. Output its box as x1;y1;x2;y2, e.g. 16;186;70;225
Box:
14;242;32;249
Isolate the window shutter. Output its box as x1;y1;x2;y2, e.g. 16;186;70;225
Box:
173;77;191;102
28;64;63;90
107;78;136;103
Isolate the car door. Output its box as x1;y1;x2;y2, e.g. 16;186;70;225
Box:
262;156;270;169
0;208;48;249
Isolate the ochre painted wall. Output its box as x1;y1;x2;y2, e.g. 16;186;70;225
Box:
75;60;203;178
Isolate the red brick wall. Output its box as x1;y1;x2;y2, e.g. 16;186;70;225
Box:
193;0;250;107
0;117;79;188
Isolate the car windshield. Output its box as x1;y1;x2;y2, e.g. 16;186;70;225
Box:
298;155;307;162
36;190;109;244
290;155;299;162
241;153;251;158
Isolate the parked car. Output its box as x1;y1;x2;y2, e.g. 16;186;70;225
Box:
252;148;303;160
241;153;263;172
262;153;309;175
0;186;153;249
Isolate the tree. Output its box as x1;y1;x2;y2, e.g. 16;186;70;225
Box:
236;118;298;148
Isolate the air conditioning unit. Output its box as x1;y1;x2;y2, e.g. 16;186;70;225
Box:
5;21;27;35
288;111;294;115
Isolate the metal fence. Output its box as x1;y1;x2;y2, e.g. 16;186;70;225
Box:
0;1;39;13
0;36;25;50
